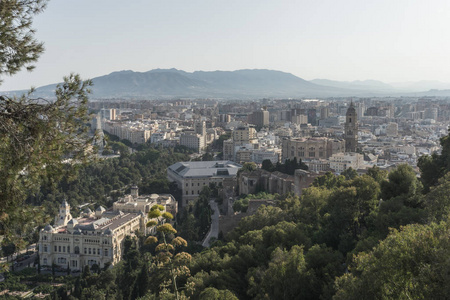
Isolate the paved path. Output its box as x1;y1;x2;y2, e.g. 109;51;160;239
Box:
202;200;219;247
0;244;36;264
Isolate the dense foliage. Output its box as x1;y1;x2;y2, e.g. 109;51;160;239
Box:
261;158;308;175
0;0;95;259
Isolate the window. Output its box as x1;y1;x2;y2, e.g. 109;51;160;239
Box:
43;258;47;265
186;191;188;195
89;248;91;254
84;248;87;254
75;246;79;254
309;152;315;157
54;246;57;252
185;183;188;187
58;257;66;264
72;260;77;267
192;191;194;195
59;246;61;252
197;183;200;186
67;246;70;253
105;249;109;257
44;245;48;252
63;246;65;253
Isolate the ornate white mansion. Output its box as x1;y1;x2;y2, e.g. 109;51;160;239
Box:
38;186;177;271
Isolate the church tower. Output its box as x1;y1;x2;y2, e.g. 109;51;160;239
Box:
55;199;73;227
344;101;358;152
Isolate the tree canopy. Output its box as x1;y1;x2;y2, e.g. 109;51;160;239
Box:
0;0;48;82
0;0;94;242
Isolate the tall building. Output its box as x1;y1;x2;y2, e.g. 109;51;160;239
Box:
180;132;205;153
248;108;269;128
344;102;358;152
232;126;257;144
100;108;116;121
194;121;206;136
424;107;438;121
320;107;329;120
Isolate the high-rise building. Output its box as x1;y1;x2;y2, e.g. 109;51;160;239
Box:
180;132;205;153
424;107;438;121
320;107;329;120
194;121;206;136
248;108;269;128
344;102;358;152
232;126;257;144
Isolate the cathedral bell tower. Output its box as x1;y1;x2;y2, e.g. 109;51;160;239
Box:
344;101;358;152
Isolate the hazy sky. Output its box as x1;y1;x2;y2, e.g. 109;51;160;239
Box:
2;0;450;91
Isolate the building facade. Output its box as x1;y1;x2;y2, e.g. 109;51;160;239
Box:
39;191;176;271
329;152;364;173
248;109;269;128
281;137;345;161
180;132;205;153
167;161;242;206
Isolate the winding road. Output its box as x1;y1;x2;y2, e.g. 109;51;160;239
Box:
202;200;219;247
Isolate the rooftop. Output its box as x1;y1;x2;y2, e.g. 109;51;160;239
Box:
168;160;242;178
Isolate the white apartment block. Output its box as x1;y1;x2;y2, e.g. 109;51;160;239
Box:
233;126;257;143
180;132;205;153
103;121;151;144
329;152;364;174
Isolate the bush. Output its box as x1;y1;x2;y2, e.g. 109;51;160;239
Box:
34;283;53;294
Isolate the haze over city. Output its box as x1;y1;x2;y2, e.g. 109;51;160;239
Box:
2;0;450;91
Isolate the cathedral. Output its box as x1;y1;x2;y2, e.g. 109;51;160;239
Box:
344;102;358;152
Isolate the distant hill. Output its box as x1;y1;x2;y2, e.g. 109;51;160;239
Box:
4;69;353;99
310;79;395;91
5;69;450;99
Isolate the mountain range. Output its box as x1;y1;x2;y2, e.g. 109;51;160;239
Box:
4;69;450;99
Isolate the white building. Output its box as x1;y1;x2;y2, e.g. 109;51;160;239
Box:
180;132;205;153
114;186;178;217
39;191;176;271
150;132;167;144
251;148;281;164
329;152;364;173
39;201;145;271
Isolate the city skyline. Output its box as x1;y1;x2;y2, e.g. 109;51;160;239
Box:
1;0;450;91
